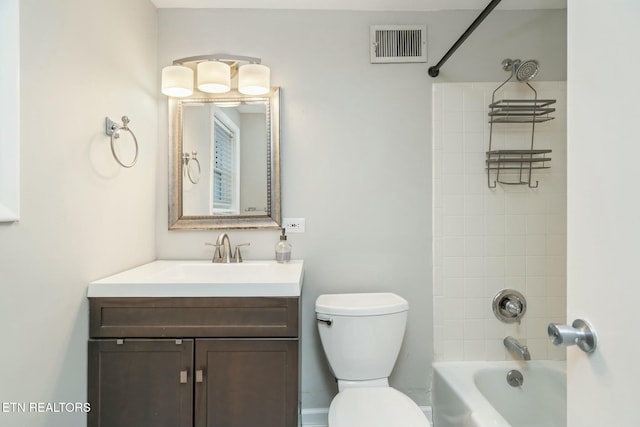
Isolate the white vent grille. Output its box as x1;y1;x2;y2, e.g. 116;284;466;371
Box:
370;24;427;64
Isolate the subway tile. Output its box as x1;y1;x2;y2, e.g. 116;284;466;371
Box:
484;195;505;216
527;339;549;360
546;234;566;256
464;195;484;216
525;276;547;296
485;340;507;361
443;216;464;237
443;340;464;361
464;152;485;174
464;174;485;195
485;236;505;256
505;236;526;255
444;277;465;298
443;256;464;278
464;215;485;236
433;207;443;236
525;296;547;318
526;214;547;235
443;297;465;321
484;319;506;340
443;151;464;175
464;111;485;133
444;320;464;340
547;255;567;277
464;277;485;297
433;81;567;362
443;237;465;257
464;319;485;339
464;236;484;257
504;276;526;290
464;257;484;277
526;256;548;276
505;215;527;235
443;111;463;133
526;317;549;339
443;132;464;152
464;298;489;319
484;215;505;236
505;192;529;215
463;341;485;361
433;325;444;354
463;89;485;112
442;86;463;111
485;257;505;277
463;132;484;153
547;276;566;297
484;277;506;296
443;195;465;216
443;174;465;195
547;297;567;318
433;266;443;296
526;235;547;255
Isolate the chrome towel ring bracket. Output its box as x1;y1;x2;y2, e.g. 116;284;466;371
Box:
183;151;201;184
105;116;139;168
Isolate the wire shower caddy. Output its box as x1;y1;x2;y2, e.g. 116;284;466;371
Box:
486;59;556;188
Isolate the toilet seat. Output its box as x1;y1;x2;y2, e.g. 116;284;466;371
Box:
328;387;430;427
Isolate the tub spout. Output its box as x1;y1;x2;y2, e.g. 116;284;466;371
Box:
504;336;531;360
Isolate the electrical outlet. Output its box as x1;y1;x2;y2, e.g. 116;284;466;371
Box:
283;218;305;233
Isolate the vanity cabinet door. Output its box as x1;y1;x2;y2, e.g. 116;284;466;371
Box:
88;339;194;427
194;339;299;427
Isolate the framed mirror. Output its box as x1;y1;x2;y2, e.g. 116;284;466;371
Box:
169;88;280;229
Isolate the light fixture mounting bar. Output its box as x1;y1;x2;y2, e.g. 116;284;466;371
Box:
172;53;262;65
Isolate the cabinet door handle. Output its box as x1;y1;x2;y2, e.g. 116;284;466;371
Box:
195;370;204;383
180;370;188;384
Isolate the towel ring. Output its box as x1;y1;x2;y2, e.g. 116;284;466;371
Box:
105;116;139;168
183;151;201;184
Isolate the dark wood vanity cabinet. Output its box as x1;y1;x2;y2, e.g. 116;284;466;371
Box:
88;297;300;427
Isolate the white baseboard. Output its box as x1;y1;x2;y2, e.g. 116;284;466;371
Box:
301;406;432;427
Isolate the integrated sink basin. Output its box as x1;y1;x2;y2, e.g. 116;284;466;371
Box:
87;260;304;298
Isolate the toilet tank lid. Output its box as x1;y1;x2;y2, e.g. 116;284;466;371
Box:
315;292;409;316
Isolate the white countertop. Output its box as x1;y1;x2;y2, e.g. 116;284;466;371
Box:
87;259;304;298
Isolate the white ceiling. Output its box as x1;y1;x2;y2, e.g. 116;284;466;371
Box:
150;0;566;11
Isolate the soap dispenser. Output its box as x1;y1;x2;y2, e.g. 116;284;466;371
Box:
275;228;292;263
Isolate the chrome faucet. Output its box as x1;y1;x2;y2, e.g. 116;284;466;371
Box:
503;336;531;361
214;232;233;263
206;233;250;263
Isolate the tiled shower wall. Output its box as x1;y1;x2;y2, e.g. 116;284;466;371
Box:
433;82;567;362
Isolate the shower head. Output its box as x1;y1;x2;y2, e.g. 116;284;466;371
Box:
515;59;539;81
501;58;540;82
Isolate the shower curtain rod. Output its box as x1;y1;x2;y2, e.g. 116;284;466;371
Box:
428;0;502;78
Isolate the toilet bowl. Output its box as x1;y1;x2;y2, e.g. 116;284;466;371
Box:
315;292;431;427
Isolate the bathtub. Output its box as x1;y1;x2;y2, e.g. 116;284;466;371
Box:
432;360;566;427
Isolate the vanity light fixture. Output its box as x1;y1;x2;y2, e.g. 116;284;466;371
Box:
161;54;270;98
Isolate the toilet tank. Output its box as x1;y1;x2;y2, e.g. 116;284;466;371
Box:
315;293;409;381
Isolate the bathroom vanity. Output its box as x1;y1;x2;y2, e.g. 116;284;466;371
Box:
86;260;303;427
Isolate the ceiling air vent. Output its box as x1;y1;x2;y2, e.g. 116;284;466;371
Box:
370;24;427;64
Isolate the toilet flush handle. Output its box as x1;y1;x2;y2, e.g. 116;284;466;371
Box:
316;315;333;327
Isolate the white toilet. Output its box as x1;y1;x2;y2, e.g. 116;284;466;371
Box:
315;292;431;427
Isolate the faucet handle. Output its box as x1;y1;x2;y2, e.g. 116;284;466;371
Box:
232;243;250;263
205;242;223;263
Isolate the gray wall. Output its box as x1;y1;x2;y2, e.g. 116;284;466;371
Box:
156;8;566;408
0;0;158;426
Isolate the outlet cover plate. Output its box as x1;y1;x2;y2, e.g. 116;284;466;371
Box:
283;218;305;233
